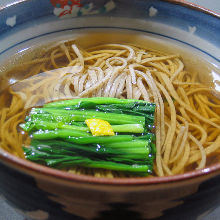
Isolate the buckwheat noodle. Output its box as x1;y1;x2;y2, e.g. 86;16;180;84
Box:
0;40;220;177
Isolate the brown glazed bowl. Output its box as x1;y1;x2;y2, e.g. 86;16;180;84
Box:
0;0;220;219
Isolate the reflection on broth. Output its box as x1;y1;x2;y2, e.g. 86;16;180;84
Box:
0;32;220;178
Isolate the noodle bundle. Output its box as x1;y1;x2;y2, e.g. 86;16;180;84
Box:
0;39;220;177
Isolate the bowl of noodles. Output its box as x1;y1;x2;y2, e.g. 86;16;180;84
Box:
0;0;220;219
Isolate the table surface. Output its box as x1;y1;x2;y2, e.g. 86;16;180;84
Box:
0;0;220;220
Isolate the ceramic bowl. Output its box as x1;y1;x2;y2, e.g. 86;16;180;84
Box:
0;0;220;219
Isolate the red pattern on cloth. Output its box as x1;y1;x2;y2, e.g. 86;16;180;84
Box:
50;0;82;9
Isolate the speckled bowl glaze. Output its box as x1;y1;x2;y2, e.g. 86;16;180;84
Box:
0;1;220;220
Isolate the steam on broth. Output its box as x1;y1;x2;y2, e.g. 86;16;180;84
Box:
0;32;220;177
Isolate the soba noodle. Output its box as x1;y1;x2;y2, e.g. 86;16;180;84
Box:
0;39;220;177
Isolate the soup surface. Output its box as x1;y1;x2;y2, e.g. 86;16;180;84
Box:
0;32;220;178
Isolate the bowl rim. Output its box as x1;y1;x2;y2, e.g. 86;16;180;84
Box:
0;0;27;10
1;149;220;185
163;0;220;18
0;0;220;186
0;0;220;18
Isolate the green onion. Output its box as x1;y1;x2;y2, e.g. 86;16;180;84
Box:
21;97;156;176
